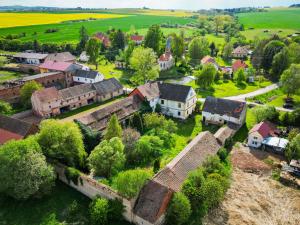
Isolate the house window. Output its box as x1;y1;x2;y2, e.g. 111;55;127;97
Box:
254;137;258;140
78;78;80;81
178;111;181;116
161;100;164;105
49;105;51;109
78;97;80;100
178;103;181;108
252;141;257;145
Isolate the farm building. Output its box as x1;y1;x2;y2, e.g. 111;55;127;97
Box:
45;52;76;63
13;52;48;65
94;32;111;48
232;60;248;73
73;70;104;84
232;46;250;58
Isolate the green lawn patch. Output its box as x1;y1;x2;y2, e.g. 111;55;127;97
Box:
0;70;25;82
187;79;272;98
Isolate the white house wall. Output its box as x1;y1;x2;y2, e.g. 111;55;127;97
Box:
73;73;104;84
248;131;264;148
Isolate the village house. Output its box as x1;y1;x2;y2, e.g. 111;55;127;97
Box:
45;52;76;63
76;95;141;131
31;78;123;117
73;70;104;84
0;71;69;103
262;136;289;154
232;59;249;73
231;46;249;58
13;52;48;65
79;51;90;62
202;96;247;127
158;52;174;71
133;131;222;225
130;82;197;119
0;114;38;145
130;35;144;45
201;55;219;70
94;32;111;48
247;121;279;148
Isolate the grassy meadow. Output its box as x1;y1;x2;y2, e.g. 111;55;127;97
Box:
0;14;195;43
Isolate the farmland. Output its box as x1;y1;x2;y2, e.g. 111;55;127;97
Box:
0;14;195;43
0;12;127;28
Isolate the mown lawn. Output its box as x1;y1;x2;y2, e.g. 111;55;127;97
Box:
187;79;272;98
0;70;25;82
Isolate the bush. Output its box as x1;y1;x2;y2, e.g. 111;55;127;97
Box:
166;192;191;225
107;199;125;222
64;167;81;185
89;197;109;225
0;100;12;115
200;178;224;210
251;105;279;123
217;147;228;162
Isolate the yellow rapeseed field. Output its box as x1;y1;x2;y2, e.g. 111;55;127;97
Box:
0;13;126;28
138;9;195;17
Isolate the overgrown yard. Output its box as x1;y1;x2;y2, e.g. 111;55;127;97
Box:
187;79;272;98
0;70;25;82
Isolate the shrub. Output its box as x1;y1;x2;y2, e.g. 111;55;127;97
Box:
217;147;228;162
64;167;81;185
200;178;224;210
251;105;279;123
89;197;109;225
166;192;191;225
107;199;125;222
0;100;12;115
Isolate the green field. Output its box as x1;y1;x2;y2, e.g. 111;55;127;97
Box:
0;14;195;43
0;70;25;82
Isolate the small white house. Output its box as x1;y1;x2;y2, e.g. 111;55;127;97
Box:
79;51;90;62
73;69;104;84
202;96;247;127
248;121;278;148
13;52;48;65
130;82;197;120
158;52;174;71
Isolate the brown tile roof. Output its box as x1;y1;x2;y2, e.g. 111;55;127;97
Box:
201;55;217;65
153;131;221;191
159;52;172;62
32;87;60;103
232;46;249;55
134;82;160;101
76;95;141;131
59;83;95;100
203;96;247;119
92;78;123;96
232;60;248;72
131;35;144;42
133;180;173;223
0;115;38;145
45;52;76;62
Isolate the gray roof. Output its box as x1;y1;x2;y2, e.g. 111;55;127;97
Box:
158;83;192;103
203;96;246;119
92;78;123;96
13;52;48;60
21;72;62;82
74;70;100;79
45;52;76;62
59;83;94;100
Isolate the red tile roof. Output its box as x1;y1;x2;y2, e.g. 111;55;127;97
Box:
94;32;111;47
33;87;60;103
39;61;73;72
232;60;248;72
0;128;23;145
131;35;144;42
159;52;172;62
249;121;278;138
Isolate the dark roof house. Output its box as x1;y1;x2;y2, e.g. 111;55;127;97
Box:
92;78;123;96
0;115;38;145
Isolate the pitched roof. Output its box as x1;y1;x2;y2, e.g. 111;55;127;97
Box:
32;87;60;103
13;52;48;60
0;115;38;144
159;52;172;62
133;180;173;223
39;61;75;72
203;96;246;119
201;55;217;65
22;72;62;82
74;70;100;79
249;121;278;138
153;131;221;191
94;32;111;47
262;137;289;149
45;52;76;62
92;78;123;96
159;83;192;103
232;60;248;71
134;82;160;101
59;83;94;99
77;96;141;131
232;46;249;55
131;35;144;42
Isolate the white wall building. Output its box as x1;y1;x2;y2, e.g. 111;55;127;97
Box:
73;69;104;84
158;52;174;71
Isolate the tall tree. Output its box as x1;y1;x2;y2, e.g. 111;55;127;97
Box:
104;114;122;141
271;47;290;80
38;120;87;167
78;26;89;52
234;68;246;84
251;39;269;71
89;197;109;225
214;15;224;36
209;42;216;56
0;137;55;200
194;64;216;89
262;40;285;72
171;34;184;63
188;37;210;64
222;42;233;60
288;42;300;64
129;46;159;84
280;64;300;97
20;80;42;108
166;192;191;225
112;29;125;50
88;137;125;177
144;24;162;54
86;38;101;69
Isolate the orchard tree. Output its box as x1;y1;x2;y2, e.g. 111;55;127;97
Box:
213;15;224;36
89;197;109;225
122;128;140;163
171;34;184;63
188;37;210;64
0;137;55;200
234;68;246;84
111;29;125;50
86;38;101;69
251;39;269;70
112;169;152;198
123;41;135;67
194;64;216;89
38;120;86;167
88;137;125;177
251;106;279;123
129;46;159;84
104;114;122;140
288;42;300;64
262;40;285;72
0;100;12;115
222;42;233;60
200;178;224;210
271;47;290;80
144;24;162;54
166;192;191;225
280;64;300;97
77;26;89;52
285;134;300;162
20;80;42;108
